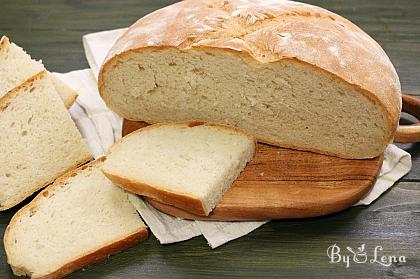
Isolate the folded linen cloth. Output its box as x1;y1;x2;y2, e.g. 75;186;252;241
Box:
53;29;412;249
82;28;127;80
355;144;412;205
53;70;122;159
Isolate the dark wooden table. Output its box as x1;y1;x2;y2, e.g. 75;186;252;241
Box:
1;1;419;278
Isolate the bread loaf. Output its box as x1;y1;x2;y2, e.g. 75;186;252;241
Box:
102;122;255;216
0;71;91;211
99;0;401;159
0;36;77;108
4;158;148;279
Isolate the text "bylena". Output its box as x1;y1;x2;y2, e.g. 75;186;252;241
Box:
327;243;406;268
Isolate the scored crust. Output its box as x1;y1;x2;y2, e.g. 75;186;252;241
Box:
99;0;401;148
103;121;257;216
3;158;148;279
0;71;92;211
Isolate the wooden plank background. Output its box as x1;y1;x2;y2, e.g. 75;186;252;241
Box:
0;0;419;278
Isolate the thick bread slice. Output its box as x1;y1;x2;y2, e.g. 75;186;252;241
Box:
99;0;401;159
4;158;148;279
0;36;77;108
0;71;91;211
102;122;256;216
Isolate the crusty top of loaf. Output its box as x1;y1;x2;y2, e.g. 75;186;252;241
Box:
101;0;401;132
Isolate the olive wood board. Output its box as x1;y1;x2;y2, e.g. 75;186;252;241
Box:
122;119;383;221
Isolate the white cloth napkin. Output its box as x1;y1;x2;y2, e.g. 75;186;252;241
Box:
53;29;412;249
355;144;412;205
53;70;122;159
82;28;127;80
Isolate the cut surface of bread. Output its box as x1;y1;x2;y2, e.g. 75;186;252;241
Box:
102;122;256;216
101;50;390;159
0;71;91;211
99;0;402;159
4;159;148;279
0;36;77;108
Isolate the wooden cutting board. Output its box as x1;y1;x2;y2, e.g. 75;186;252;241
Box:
122;119;383;221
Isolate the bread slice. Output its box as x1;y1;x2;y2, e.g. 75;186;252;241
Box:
0;36;77;108
102;122;256;216
49;74;78;109
99;0;401;159
4;158;148;279
0;71;91;211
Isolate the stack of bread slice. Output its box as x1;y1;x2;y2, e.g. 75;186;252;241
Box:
0;36;92;211
2;37;149;278
0;70;91;210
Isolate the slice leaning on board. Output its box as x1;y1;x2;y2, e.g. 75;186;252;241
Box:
102;122;256;216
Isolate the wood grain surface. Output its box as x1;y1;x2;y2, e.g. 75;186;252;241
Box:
122;120;383;221
1;0;419;278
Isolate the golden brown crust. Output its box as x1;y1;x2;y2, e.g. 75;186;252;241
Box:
33;229;148;279
66;93;78;108
144;153;383;221
4;160;104;261
104;121;256;216
102;170;208;216
4;158;148;279
0;35;9;48
99;0;401;150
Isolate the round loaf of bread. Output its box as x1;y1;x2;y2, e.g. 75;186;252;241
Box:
99;0;401;159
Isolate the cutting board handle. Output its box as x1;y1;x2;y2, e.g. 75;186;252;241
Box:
394;94;420;143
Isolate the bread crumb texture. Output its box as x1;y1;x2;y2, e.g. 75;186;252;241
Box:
4;160;145;278
0;72;90;210
103;122;255;215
